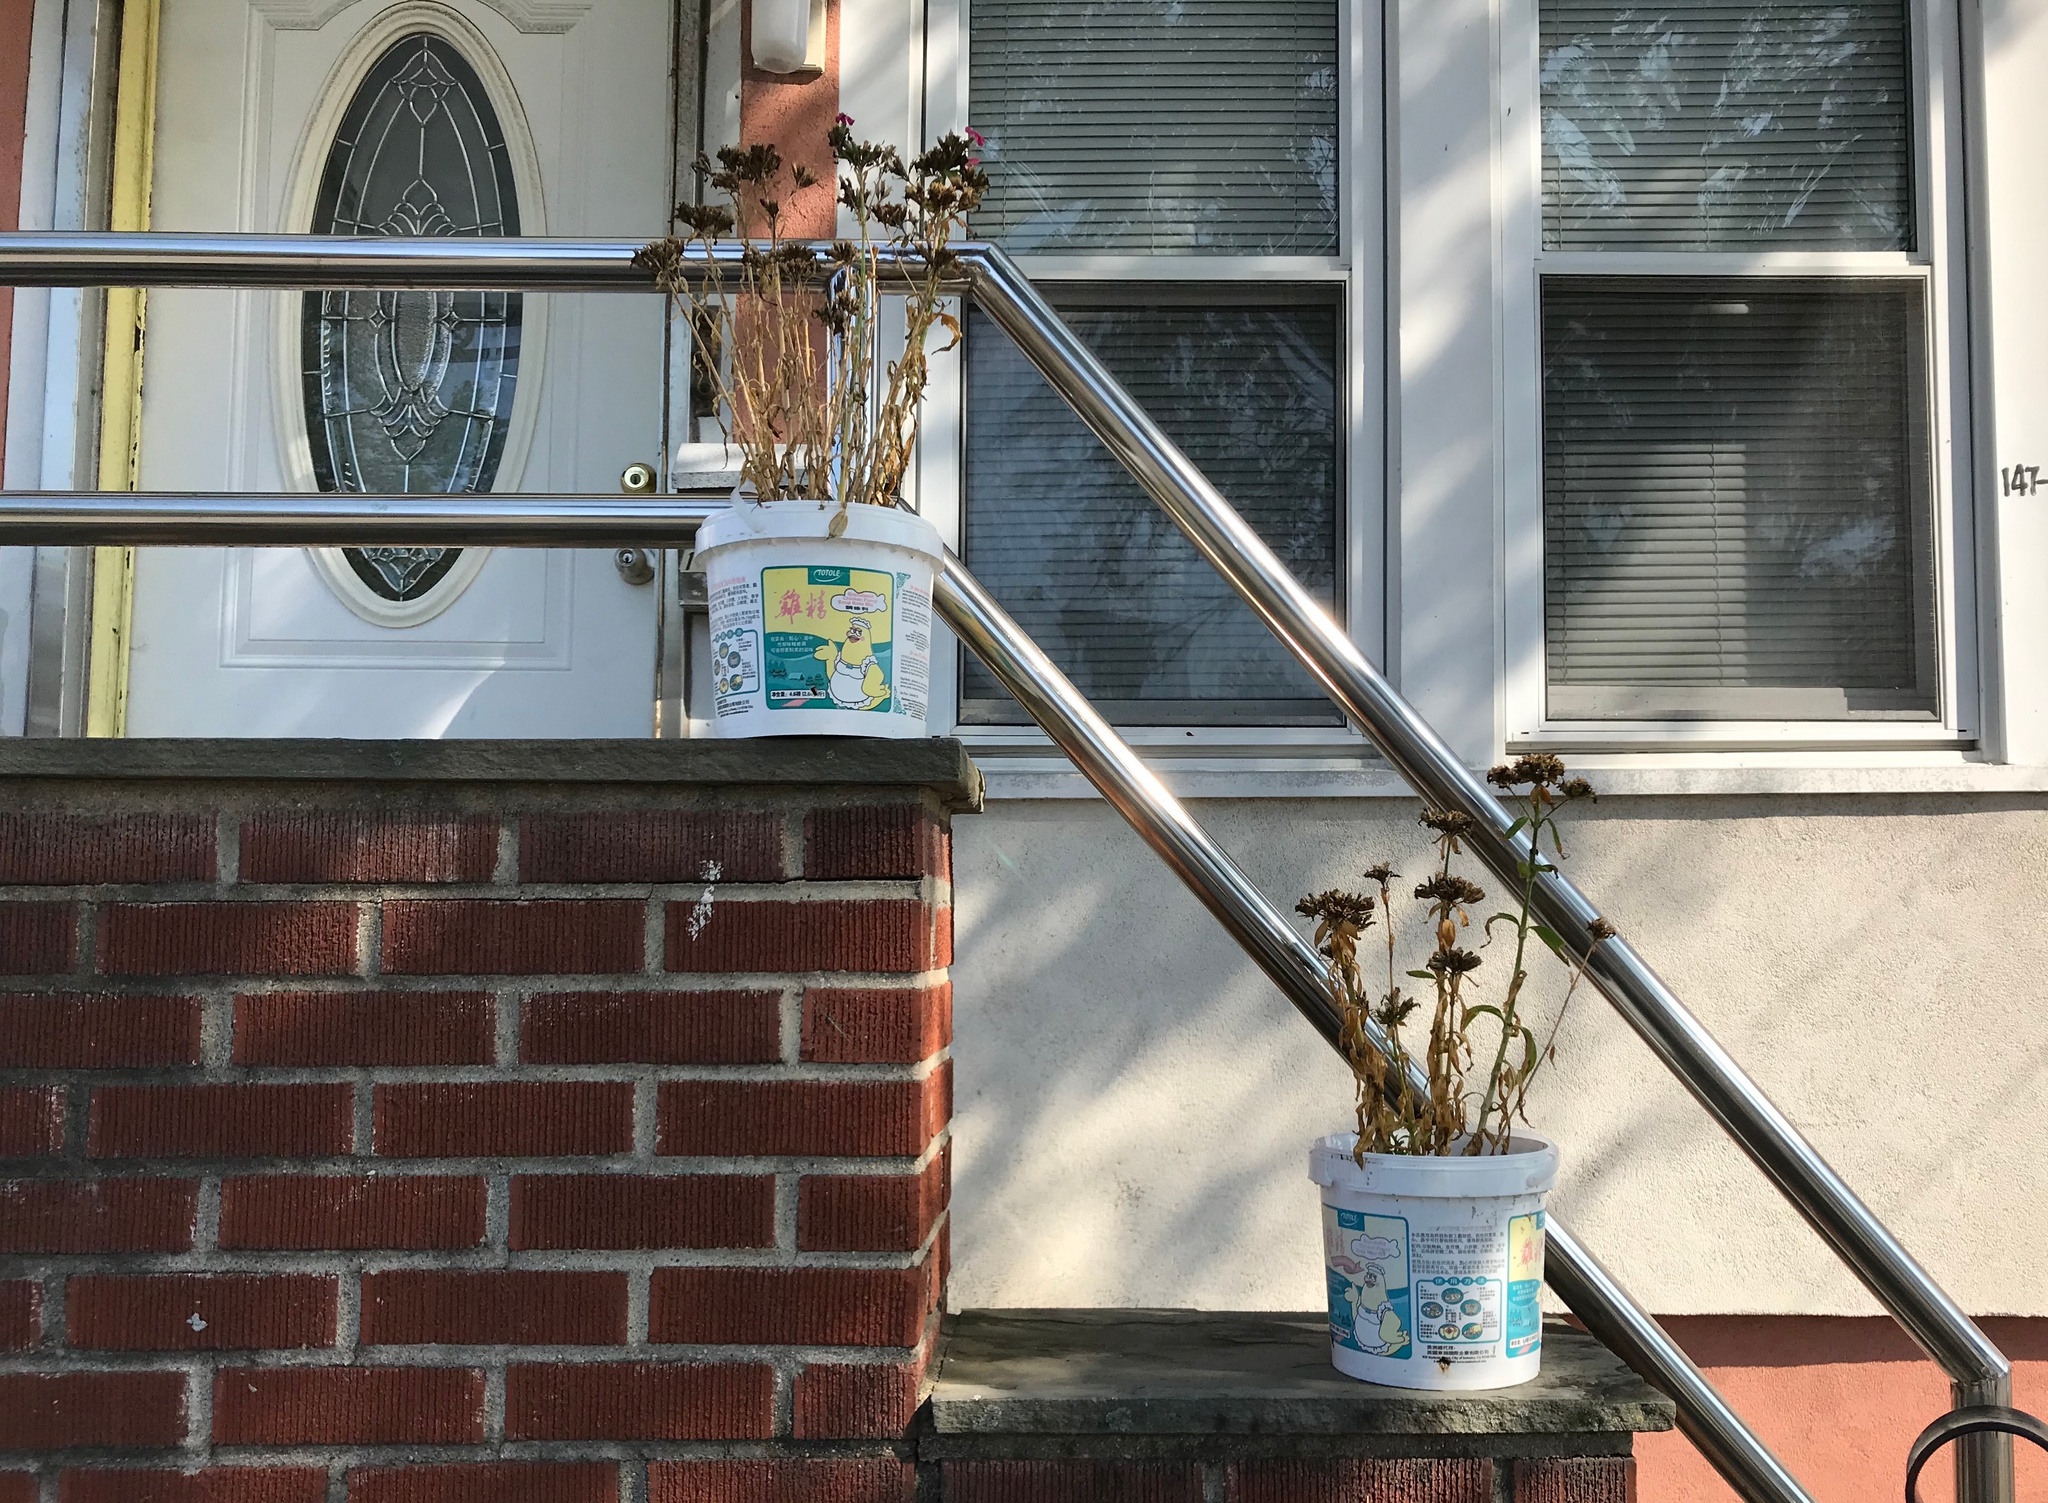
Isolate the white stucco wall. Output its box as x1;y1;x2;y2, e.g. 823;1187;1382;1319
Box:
947;795;2048;1317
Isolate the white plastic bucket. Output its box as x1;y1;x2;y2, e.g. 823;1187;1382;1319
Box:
695;501;943;739
1308;1132;1559;1391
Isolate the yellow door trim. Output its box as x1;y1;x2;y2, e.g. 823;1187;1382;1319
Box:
85;0;159;738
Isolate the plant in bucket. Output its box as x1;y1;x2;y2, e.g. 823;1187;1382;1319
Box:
1300;755;1615;1392
635;120;989;738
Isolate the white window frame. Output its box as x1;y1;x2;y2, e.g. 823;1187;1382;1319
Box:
1498;0;1979;753
915;0;1386;757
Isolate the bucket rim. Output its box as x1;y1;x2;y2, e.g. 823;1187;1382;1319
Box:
1309;1131;1559;1197
696;497;943;559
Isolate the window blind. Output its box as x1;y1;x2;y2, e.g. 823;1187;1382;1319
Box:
969;0;1339;255
1542;277;1935;720
963;293;1341;723
1540;1;1913;250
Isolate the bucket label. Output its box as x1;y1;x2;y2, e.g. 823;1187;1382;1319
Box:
1408;1222;1518;1364
1505;1210;1545;1358
760;565;898;714
1323;1207;1412;1359
1416;1276;1501;1348
710;624;761;704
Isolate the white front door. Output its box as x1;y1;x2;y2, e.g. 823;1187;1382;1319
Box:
125;0;673;738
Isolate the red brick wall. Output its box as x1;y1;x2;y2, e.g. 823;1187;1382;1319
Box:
0;781;954;1501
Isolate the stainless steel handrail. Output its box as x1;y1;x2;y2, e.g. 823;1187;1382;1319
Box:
953;243;2017;1503
0;492;729;545
0;230;937;289
0;229;2015;1503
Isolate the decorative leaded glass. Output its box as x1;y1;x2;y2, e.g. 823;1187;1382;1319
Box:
301;33;521;603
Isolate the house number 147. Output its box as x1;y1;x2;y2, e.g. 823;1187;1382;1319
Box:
2003;464;2043;497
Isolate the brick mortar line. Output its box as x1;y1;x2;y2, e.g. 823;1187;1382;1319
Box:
495;987;521;1067
640;896;663;978
483;1361;506;1445
0;1244;938;1276
176;1439;925;1462
199;991;234;1070
771;1355;796;1436
0;979;552;996
0;967;953;996
70;905;97;984
0;792;940;814
0;1334;945;1370
492;819;518;886
216;813;240;889
0;1057;949;1085
773;1175;797;1257
483;1174;511;1256
358;902;381;981
630;1080;657;1158
0;880;945;902
0;1150;936;1176
194;1178;221;1255
351;1080;373;1157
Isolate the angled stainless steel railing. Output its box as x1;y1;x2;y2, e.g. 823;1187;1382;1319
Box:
0;230;2018;1503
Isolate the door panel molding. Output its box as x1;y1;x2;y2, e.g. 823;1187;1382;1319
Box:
253;0;593;36
223;545;572;669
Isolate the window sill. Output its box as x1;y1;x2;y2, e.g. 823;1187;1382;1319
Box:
974;747;2048;801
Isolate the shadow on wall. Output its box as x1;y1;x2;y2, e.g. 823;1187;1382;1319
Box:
947;793;2048;1323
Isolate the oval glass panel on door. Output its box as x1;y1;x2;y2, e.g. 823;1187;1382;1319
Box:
122;1;672;738
303;31;522;624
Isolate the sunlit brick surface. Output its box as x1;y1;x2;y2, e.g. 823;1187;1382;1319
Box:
0;771;955;1499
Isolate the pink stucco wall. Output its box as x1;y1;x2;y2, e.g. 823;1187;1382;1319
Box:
1637;1317;2048;1503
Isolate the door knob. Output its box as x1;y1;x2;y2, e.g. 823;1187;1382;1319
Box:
616;462;659;583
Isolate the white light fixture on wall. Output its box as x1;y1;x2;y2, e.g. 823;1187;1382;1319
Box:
750;0;826;76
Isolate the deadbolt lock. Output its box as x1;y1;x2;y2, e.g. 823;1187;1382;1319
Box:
614;463;660;584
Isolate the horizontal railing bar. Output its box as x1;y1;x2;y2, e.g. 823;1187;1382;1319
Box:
0;232;964;291
0;493;726;545
959;241;2014;1403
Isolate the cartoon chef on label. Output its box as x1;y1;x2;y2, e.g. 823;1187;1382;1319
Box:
815;615;889;710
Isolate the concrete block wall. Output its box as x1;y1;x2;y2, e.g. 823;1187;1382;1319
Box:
0;750;963;1503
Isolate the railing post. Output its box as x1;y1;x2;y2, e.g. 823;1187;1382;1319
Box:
1955;1376;2018;1503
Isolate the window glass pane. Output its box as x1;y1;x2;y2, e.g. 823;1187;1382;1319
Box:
301;33;522;603
1542;277;1936;720
1540;2;1913;251
970;0;1339;255
963;291;1342;724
